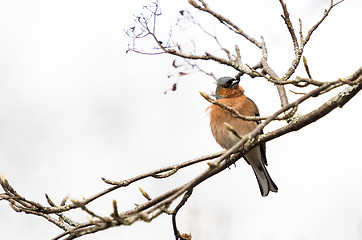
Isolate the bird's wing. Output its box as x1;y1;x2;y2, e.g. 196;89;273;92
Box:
246;97;268;166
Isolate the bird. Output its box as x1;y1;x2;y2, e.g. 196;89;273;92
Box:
208;76;278;196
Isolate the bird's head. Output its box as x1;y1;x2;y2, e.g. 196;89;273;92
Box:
215;77;243;99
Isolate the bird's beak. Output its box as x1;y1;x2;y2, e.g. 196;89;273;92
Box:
231;79;240;89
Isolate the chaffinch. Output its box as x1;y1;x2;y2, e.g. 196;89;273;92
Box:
208;77;278;196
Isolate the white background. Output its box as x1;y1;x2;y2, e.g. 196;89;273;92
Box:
0;0;361;239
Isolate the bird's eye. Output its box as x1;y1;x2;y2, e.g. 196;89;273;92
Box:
223;80;233;88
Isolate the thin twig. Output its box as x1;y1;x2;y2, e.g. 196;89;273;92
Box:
304;0;345;45
278;0;299;53
172;189;193;240
282;0;345;81
188;0;262;48
199;91;296;121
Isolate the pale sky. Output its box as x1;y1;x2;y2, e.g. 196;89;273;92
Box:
0;0;362;239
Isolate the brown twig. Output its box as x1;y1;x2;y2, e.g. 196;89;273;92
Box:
259;37;289;106
278;0;299;53
281;0;345;81
187;0;262;48
304;0;345;45
199;91;297;121
172;189;193;240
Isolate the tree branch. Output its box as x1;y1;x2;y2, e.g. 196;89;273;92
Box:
187;0;262;48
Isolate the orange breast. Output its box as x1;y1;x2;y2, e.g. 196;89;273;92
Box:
209;95;258;149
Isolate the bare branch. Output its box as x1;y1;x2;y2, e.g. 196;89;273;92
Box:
188;0;262;48
278;0;299;52
259;37;289;106
172;189;193;240
263;80;362;141
282;0;345;81
304;0;345;45
199;91;296;121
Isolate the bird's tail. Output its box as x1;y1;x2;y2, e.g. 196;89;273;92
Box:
252;164;278;197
